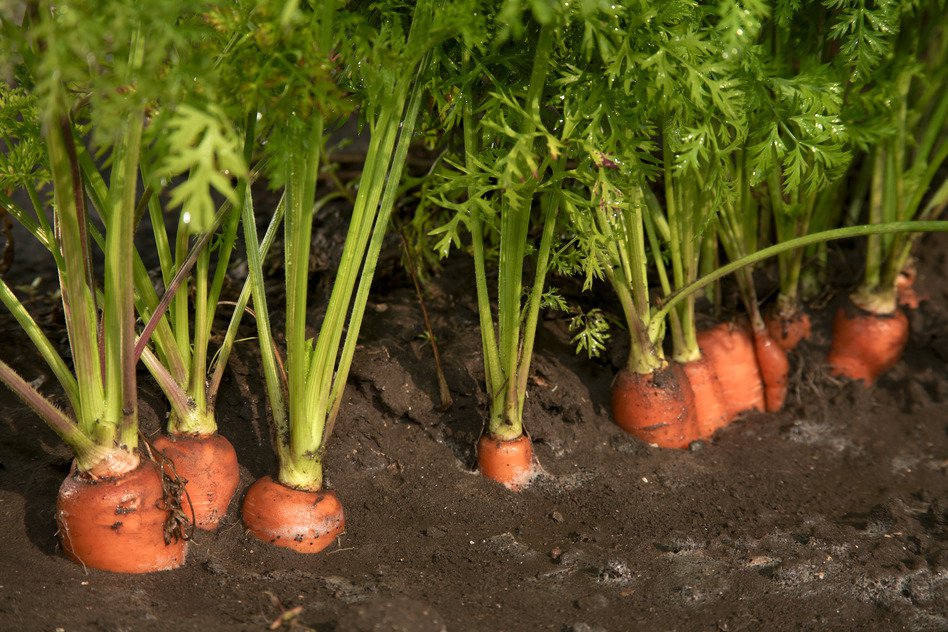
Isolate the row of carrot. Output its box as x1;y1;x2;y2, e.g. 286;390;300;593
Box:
482;240;923;490
0;0;944;575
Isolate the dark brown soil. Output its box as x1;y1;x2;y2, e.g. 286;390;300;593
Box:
0;228;946;632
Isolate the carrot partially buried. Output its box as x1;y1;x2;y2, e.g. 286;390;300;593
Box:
611;363;698;449
242;476;345;554
764;307;812;352
752;329;790;412
153;433;239;530
478;433;534;490
828;304;909;385
697;323;765;419
56;458;188;573
681;357;729;439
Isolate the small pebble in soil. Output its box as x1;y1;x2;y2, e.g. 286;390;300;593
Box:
595;559;634;584
689;440;704;451
550;547;563;563
551;510;564;523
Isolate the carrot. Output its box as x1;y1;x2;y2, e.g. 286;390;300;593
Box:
242;476;345;554
611;364;698;449
152;433;239;530
697;322;765;418
752;329;790;412
764;307;812;351
56;459;188;573
477;434;534;490
828;304;909;385
681;357;730;439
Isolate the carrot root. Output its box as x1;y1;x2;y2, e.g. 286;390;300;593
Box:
682;357;730;439
752;330;790;412
610;363;698;449
828;305;909;385
153;433;239;530
697;322;765;419
242;476;345;553
764;307;812;352
477;434;534;490
56;459;188;573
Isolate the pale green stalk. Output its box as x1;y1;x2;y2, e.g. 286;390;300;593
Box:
463;50;504;430
486;23;554;440
511;180;562;422
207;193;287;409
0;279;79;410
326;71;427;431
598;184;664;375
79;149;187;385
103;106;144;451
0;360;104;470
283;125;324;487
46;114;104;439
655;221;948;324
241;186;290;466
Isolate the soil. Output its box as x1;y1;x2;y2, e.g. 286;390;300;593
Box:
0;217;946;631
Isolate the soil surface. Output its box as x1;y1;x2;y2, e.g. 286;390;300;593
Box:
0;217;946;631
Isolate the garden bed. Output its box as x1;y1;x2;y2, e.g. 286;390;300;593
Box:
0;232;946;632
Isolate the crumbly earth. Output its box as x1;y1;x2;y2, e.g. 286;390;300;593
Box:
0;225;945;632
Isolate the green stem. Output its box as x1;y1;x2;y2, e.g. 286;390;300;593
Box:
493;24;554;439
463;51;504;430
863;149;886;292
643;199;687;363
511;177;562;428
79;149;187;384
0;191;49;251
241;186;289;464
656;221;948;323
46;107;103;439
103;107;144;451
140;346;194;424
171;216;193;378
0;359;103;471
0;278;79;411
207;194;286;410
325;64;428;437
134;202;231;361
284;126;323;481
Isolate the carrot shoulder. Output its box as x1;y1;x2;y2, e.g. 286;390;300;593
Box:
828;304;909;385
611;363;699;449
56;460;188;573
681;357;730;439
478;434;534;490
153;433;239;531
752;330;790;412
697;323;765;419
242;476;345;553
764;307;812;352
